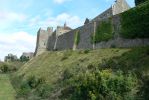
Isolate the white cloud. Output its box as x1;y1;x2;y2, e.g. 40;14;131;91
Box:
0;32;36;61
29;13;83;29
0;11;27;22
53;0;72;4
0;11;27;31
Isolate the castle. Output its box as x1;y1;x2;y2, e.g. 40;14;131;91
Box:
34;0;149;56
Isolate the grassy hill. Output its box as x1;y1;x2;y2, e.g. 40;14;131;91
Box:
0;74;16;100
11;46;149;100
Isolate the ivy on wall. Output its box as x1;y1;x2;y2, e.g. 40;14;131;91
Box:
120;1;149;39
91;19;113;44
74;30;80;45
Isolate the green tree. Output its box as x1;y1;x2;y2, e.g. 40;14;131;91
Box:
20;56;29;62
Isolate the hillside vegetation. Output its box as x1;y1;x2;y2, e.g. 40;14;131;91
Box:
0;74;16;100
11;46;149;100
0;61;24;73
9;1;149;100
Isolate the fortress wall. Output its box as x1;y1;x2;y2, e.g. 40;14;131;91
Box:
56;29;76;50
55;15;119;50
77;22;94;49
56;21;96;50
95;38;149;49
46;14;149;52
95;15;149;48
77;16;116;50
47;32;56;50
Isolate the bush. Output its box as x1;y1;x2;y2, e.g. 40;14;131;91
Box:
110;44;116;48
69;70;138;100
18;81;31;96
36;84;52;98
16;76;52;100
84;49;90;54
20;56;30;62
120;1;149;39
0;64;9;73
27;76;41;89
139;76;149;99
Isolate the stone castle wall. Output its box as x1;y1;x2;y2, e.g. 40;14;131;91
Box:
55;16;116;50
56;29;76;50
35;0;149;56
48;15;149;51
47;32;56;50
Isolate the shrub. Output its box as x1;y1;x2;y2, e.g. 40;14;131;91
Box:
110;44;116;48
61;56;68;61
63;68;74;80
36;84;52;98
0;64;9;73
27;76;40;89
17;75;46;98
83;49;90;54
20;56;30;62
139;76;149;99
69;70;138;100
18;81;31;96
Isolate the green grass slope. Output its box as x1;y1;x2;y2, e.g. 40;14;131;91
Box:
17;49;129;82
12;47;149;100
0;74;16;100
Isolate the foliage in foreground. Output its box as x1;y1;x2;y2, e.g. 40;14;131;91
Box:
0;62;23;73
11;47;149;100
10;75;52;100
62;69;138;100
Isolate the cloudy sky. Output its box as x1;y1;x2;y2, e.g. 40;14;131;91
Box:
0;0;135;61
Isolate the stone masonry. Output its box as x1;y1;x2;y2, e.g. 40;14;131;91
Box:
34;0;149;56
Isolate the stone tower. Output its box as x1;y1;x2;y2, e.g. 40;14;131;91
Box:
56;23;72;36
112;0;130;15
35;27;53;56
92;0;130;21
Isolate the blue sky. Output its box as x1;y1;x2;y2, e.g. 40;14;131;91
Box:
0;0;135;60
